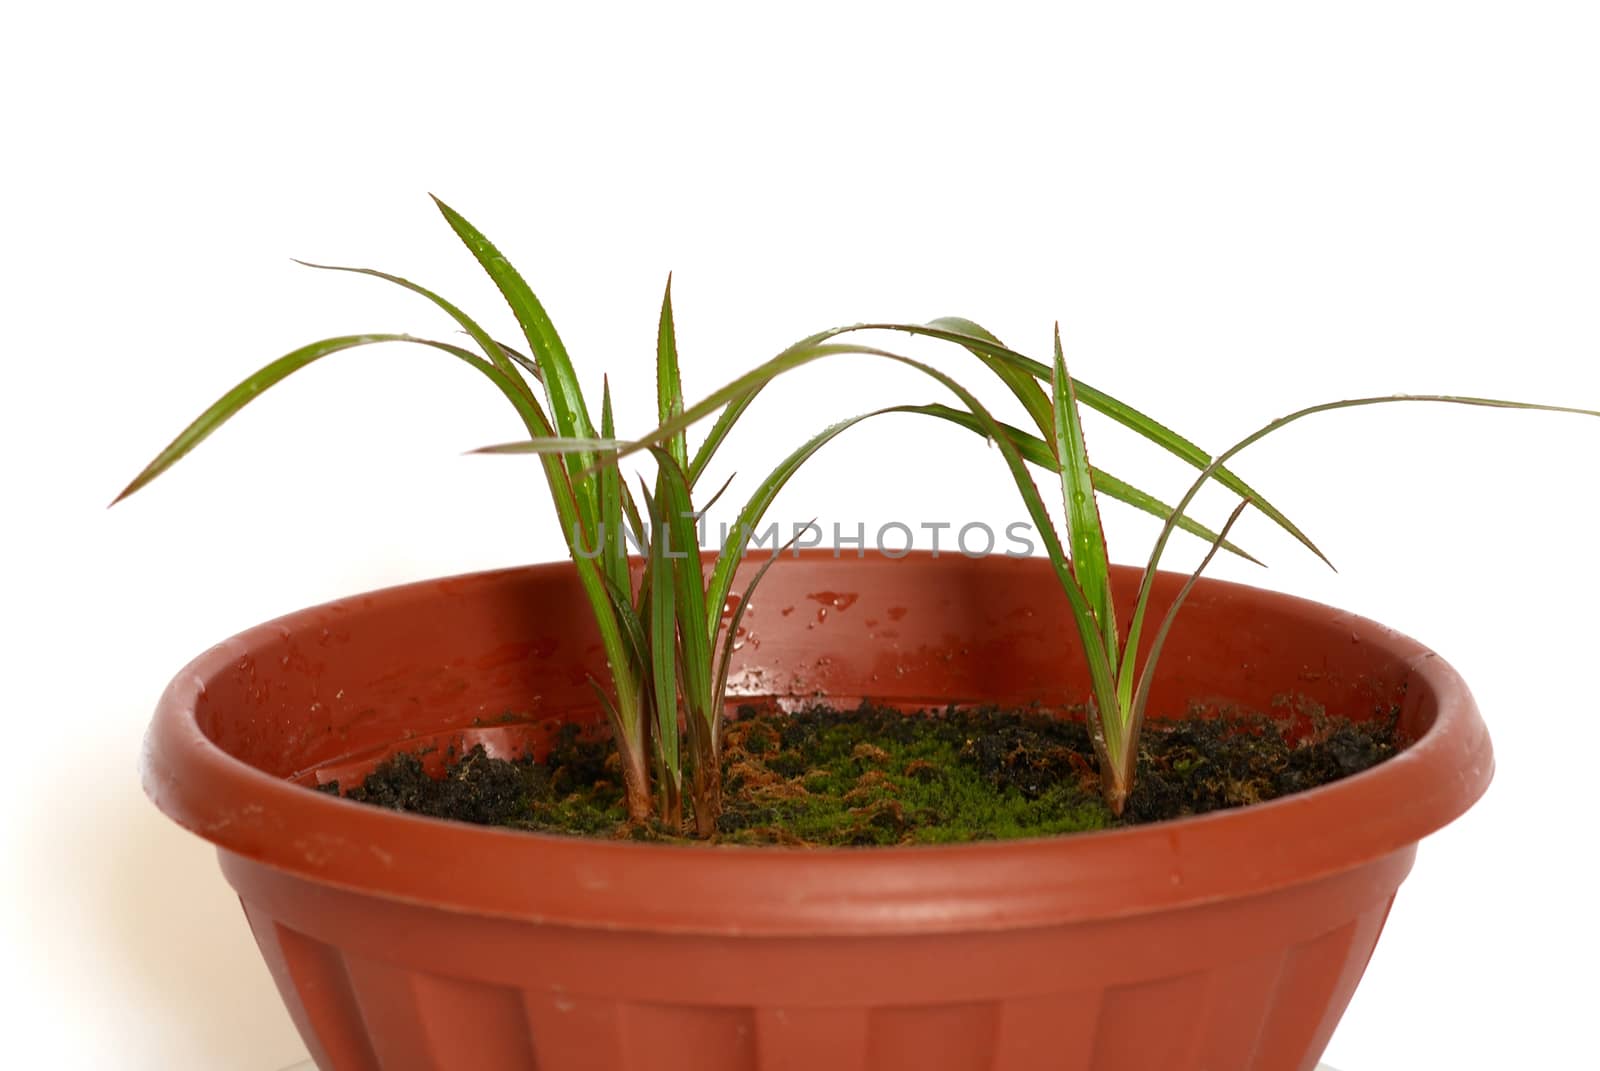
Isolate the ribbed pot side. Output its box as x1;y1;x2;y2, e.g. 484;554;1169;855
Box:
145;553;1493;1071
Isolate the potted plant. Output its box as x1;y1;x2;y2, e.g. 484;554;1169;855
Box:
125;199;1597;1071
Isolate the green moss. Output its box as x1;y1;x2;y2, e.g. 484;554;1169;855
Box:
336;701;1400;846
708;705;1111;845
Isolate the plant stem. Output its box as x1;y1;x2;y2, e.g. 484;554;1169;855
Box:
621;745;654;823
1102;757;1134;818
683;701;723;836
690;753;723;838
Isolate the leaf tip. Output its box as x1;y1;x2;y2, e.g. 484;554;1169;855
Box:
109;469;152;507
429;193;462;224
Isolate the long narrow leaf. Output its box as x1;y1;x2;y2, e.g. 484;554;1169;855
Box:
472;437;625;455
115;328;644;756
588;336;1084;633
291;260;535;403
617;474;648;551
687;386;765;487
114;334;407;503
418;343;644;759
831;320;1330;567
430;197;596;440
646;448;713;723
906;403;1260;563
641;480;680;790
289;260;599;561
927;316;1054;443
1119;392;1600;695
116;332;557;506
703;407;909;639
430;196;601;534
1125;497;1254;757
657;275;688;468
598;378;628;598
490;337;544;382
599;570;649;669
1052;325;1118;658
698;470;738;519
653;344;1119;715
681;327;847;487
682;323;866;486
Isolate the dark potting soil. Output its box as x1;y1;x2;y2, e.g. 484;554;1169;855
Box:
319;703;1401;846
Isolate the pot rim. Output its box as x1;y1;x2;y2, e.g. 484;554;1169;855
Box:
144;552;1491;936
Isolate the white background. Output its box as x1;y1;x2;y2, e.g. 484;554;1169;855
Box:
3;3;1597;1068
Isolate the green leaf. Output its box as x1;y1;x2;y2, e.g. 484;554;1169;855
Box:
617;473;648;552
703;406;907;640
115;326;644;758
470;437;624;455
486;337;543;382
114;334;408;504
698;470;738;518
430;198;594;435
1051;325;1118;662
1118;391;1600;699
645;448;713;725
486;403;961;704
835;320;1331;567
641;479;680;788
679;329;853;488
657;275;688;469
1125;496;1254;754
625;337;1120;716
599;569;649;669
926;316;1054;443
687;386;765;487
114;331;560;510
902;403;1260;563
285;263;601;551
599;378;628;598
430;196;600;530
681;326;858;487
291;260;536;403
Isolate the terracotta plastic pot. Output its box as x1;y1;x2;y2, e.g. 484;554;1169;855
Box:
145;552;1491;1071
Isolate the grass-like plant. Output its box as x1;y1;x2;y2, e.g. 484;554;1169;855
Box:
117;198;657;821
118;199;1328;835
579;321;1600;816
114;198;888;831
953;328;1600;812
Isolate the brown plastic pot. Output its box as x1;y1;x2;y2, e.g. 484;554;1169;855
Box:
145;552;1491;1071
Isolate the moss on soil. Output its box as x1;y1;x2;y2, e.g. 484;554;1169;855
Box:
321;703;1399;846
